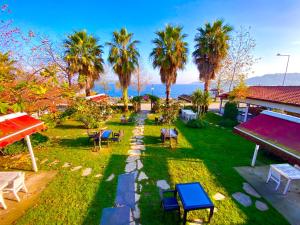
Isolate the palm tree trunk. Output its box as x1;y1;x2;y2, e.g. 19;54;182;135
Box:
67;73;72;87
166;83;170;105
86;77;91;96
123;86;129;112
204;80;210;92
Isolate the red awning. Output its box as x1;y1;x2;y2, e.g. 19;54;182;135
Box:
86;94;109;103
0;113;45;148
234;111;300;159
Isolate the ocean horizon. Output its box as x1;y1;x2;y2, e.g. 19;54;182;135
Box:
93;83;205;98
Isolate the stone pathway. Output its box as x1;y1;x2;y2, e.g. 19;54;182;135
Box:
232;182;269;212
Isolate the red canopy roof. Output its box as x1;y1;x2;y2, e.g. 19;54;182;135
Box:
0;113;45;148
234;111;300;159
86;94;109;103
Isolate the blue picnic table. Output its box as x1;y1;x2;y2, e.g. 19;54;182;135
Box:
176;182;214;224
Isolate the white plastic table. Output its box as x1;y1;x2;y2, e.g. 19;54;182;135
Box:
267;164;300;194
181;109;197;121
0;180;8;209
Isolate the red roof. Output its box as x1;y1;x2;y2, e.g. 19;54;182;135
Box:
0;113;45;148
234;111;300;159
246;86;300;106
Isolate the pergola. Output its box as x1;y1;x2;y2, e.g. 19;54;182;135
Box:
234;110;300;166
86;93;109;103
0;112;45;172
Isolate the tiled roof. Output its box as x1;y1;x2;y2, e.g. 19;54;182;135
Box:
246;86;300;106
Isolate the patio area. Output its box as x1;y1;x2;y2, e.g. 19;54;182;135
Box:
235;166;300;225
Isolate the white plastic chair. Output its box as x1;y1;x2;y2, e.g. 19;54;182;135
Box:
3;172;27;202
0;190;7;209
294;164;300;171
266;169;281;190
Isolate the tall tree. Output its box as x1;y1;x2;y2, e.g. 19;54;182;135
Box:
150;25;188;105
193;20;233;91
64;30;104;96
107;28;139;111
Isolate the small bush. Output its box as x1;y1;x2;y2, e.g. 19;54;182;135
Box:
186;119;208;129
223;102;239;120
219;118;239;128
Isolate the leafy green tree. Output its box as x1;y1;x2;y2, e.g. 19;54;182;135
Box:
193;20;233;91
106;28;140;112
150;25;188;105
64;30;104;96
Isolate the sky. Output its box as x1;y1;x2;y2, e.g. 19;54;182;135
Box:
3;0;300;83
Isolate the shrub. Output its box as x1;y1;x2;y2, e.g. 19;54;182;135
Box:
219;118;239;128
223;101;238;120
160;101;180;124
186;119;208;129
40;111;63;128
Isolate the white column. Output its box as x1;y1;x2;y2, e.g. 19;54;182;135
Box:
25;135;38;172
219;99;223;114
244;104;250;122
251;144;260;167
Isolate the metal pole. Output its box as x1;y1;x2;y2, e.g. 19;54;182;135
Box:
25;135;38;172
282;55;290;86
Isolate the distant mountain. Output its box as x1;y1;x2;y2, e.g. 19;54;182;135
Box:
246;73;300;86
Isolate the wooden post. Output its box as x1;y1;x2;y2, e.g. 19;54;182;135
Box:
25;135;38;172
251;144;260;167
244;104;250;122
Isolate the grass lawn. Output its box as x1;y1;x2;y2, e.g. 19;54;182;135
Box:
139;112;288;225
0;112;289;225
9;115;135;225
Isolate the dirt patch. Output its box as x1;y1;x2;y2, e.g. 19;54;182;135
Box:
0;170;57;225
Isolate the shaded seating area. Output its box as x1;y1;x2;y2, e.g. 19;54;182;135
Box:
88;129;124;149
161;128;178;144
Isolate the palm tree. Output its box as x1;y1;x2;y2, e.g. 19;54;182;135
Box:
64;30;104;96
150;25;188;105
193;20;233;91
106;28;139;111
191;89;203;116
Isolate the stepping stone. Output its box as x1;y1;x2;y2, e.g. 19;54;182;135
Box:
128;150;141;156
40;158;48;164
189;219;204;224
82;168;92;176
232;192;252;207
137;160;143;170
62;162;71;168
243;182;261;198
133;204;140;219
125;161;137;173
139;184;142;192
135;193;140;202
71;166;82;171
138;172;148;181
106;173;115;182
135;136;144;139
48;160;60;166
94;174;102;178
115;173;136;209
156;180;170;190
213;192;225;201
131;145;145;151
126;155;139;163
255;200;269;211
134;182;138;192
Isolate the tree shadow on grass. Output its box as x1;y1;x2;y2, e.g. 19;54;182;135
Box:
81;154;128;225
58;137;92;149
56;124;86;130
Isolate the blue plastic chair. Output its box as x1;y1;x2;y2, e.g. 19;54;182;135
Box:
159;189;180;220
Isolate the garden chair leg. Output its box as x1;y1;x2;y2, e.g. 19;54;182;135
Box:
13;190;20;202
